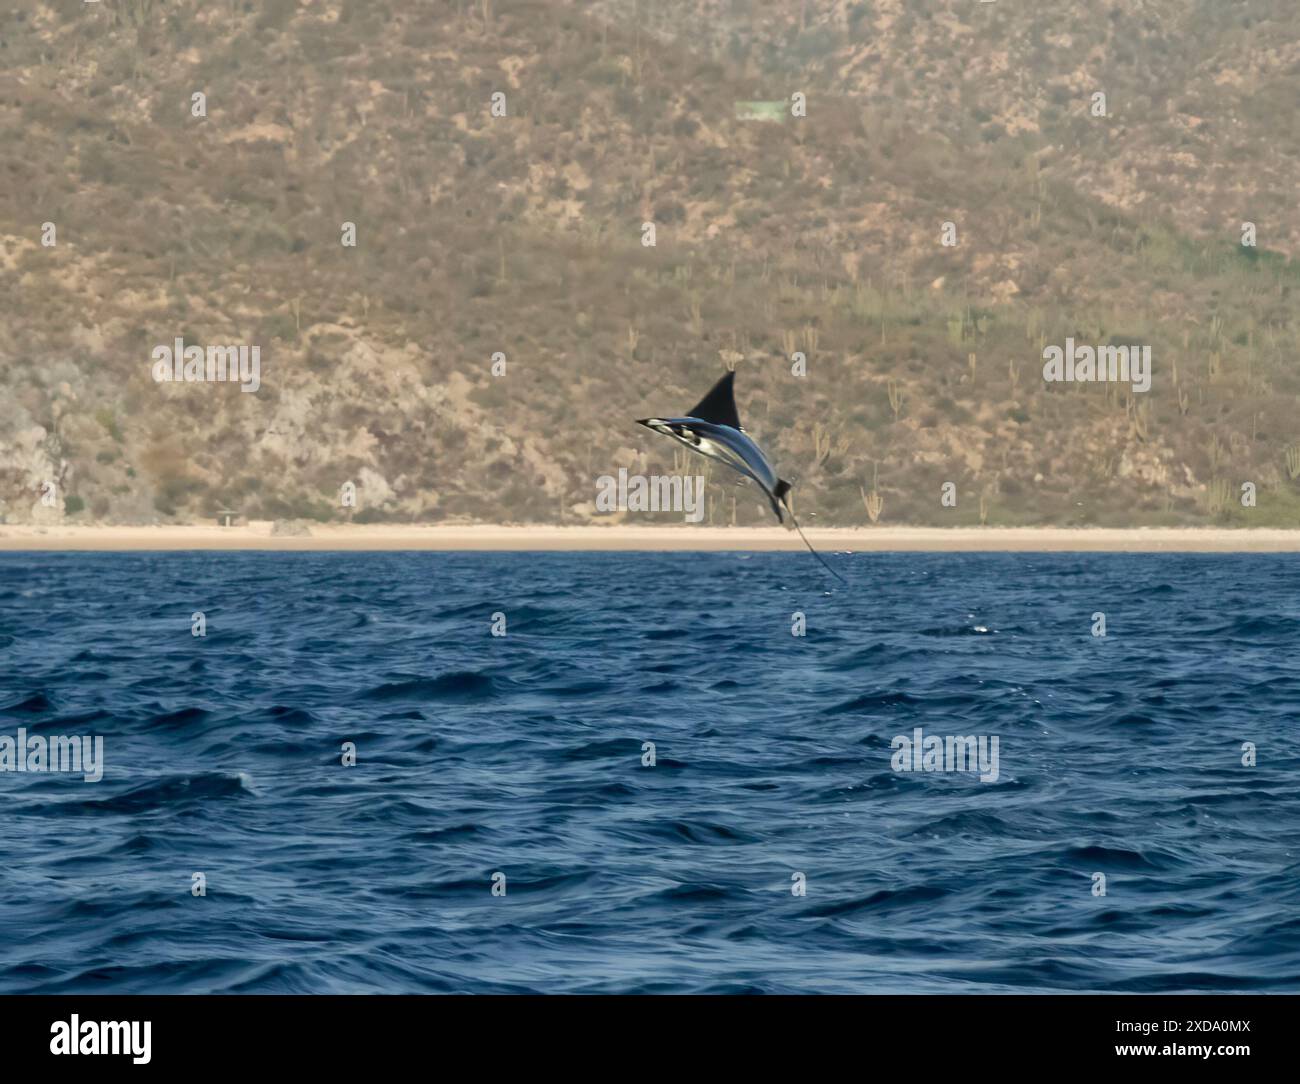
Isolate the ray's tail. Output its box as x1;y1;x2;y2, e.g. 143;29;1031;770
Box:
778;487;847;585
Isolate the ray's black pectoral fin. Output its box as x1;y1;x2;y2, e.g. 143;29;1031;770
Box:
770;479;792;524
687;370;743;430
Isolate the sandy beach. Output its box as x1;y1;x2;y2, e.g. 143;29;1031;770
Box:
2;522;1300;552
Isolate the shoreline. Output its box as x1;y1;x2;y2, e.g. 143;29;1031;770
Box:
2;523;1300;552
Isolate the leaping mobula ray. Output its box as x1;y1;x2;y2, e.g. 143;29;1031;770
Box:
637;370;846;583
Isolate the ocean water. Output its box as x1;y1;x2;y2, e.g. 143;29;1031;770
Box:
1;550;1297;994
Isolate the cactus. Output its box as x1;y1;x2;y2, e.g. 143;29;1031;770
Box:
812;422;831;465
1286;444;1300;481
861;463;883;523
861;485;883;524
1132;400;1151;442
1177;385;1190;416
887;378;904;421
120;0;156;28
625;325;639;360
1205;478;1231;516
1207;434;1224;472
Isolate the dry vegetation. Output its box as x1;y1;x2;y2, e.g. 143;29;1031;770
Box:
2;0;1299;527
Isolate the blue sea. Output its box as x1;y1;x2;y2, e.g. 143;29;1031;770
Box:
1;551;1297;994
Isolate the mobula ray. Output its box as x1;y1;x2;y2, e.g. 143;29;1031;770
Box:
637;370;846;583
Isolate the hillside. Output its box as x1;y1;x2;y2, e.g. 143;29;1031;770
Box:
2;0;1300;528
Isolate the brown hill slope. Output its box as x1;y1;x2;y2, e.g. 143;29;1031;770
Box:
1;0;1299;528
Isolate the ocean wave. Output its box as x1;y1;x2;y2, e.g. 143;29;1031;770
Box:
2;550;1298;993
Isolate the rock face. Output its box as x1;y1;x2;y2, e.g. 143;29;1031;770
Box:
1;2;1298;528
